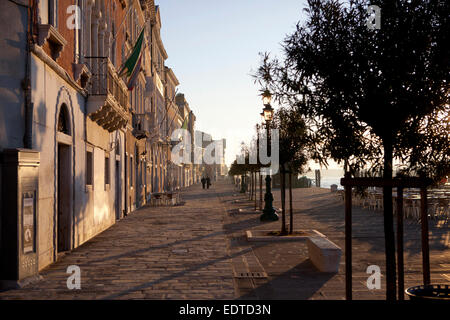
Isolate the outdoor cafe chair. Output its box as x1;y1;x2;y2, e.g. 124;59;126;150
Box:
435;198;449;219
369;192;383;210
164;192;177;206
151;193;163;206
336;190;345;202
403;198;420;221
368;192;377;210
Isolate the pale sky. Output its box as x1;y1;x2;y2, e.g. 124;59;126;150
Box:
158;0;340;170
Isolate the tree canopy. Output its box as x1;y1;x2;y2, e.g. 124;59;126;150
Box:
254;0;449;300
255;0;449;179
272;107;309;174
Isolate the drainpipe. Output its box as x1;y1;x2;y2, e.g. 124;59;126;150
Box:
23;0;33;149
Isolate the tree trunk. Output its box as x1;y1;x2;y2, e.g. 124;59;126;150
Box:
254;172;256;201
250;172;253;199
289;172;293;234
252;172;255;200
259;171;263;210
253;172;256;200
249;173;252;200
383;140;397;300
253;172;256;201
280;166;287;235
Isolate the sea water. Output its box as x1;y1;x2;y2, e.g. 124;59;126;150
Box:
305;168;345;190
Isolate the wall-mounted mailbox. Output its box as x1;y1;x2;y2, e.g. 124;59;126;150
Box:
1;149;40;289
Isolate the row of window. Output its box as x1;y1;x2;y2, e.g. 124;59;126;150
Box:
85;151;125;189
84;149;161;191
40;0;57;27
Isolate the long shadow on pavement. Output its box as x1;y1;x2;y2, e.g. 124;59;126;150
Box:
237;259;335;300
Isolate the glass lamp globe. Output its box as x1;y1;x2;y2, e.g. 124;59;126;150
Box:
262;91;272;106
263;105;274;122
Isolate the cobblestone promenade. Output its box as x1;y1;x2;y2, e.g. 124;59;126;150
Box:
0;180;448;300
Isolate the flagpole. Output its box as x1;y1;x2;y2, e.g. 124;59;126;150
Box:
114;10;150;45
151;91;180;140
111;3;134;45
166;90;185;133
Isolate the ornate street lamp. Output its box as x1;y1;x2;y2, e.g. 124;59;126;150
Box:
240;174;246;193
259;90;278;221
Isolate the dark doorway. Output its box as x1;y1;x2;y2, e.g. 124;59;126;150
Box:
124;154;128;215
57;143;71;252
115;160;121;220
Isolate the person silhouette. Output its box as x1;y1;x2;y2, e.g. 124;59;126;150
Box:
206;177;211;189
201;177;206;189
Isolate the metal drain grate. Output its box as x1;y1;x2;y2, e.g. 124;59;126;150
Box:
172;249;188;254
234;271;268;279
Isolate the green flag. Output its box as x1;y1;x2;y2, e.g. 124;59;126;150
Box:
181;116;188;130
119;28;145;78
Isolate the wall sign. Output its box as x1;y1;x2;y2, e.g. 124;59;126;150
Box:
23;195;35;254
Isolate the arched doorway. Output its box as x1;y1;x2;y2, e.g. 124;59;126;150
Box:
56;103;72;253
115;139;122;220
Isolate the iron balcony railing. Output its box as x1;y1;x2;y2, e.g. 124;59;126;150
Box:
84;56;129;111
132;113;151;133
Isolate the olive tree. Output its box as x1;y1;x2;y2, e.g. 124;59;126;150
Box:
255;0;449;299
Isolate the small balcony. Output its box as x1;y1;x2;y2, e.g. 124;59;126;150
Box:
85;57;130;132
132;113;151;140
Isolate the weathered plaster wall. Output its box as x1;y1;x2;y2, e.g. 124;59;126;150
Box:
0;1;27;149
31;54;118;269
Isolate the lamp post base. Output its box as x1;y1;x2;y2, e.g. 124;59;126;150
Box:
260;209;279;221
260;175;278;221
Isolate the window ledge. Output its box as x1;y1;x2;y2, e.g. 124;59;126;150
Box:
37;24;67;60
56;131;72;145
72;63;91;88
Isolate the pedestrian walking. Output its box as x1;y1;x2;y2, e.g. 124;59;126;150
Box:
201;177;206;189
206;177;211;189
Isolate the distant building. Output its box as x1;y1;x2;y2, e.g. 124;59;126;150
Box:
194;132;226;181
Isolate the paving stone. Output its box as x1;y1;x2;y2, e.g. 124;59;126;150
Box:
0;182;235;300
1;181;447;300
223;183;449;300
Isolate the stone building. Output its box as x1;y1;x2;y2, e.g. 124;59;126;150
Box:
175;93;198;187
0;0;198;287
195;132;227;181
164;67;182;190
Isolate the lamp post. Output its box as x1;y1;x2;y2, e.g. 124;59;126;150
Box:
240;174;246;193
256;124;262;210
259;90;279;221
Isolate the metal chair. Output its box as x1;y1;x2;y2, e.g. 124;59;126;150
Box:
151;193;163;206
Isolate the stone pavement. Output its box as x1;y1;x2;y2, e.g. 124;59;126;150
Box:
0;180;448;300
0;182;236;300
223;183;450;300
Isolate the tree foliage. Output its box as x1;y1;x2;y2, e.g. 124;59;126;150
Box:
254;0;449;300
273;107;309;174
255;0;449;179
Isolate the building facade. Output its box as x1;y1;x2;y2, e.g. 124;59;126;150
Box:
195;132;227;182
0;0;200;285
